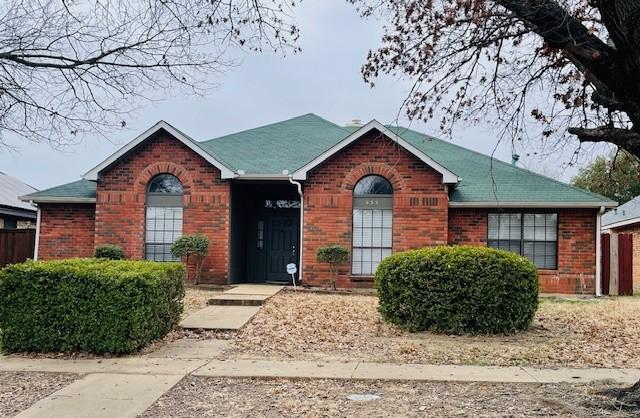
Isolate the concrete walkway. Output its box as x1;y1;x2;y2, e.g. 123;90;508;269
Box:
5;347;640;417
15;373;182;418
194;359;640;385
179;284;283;330
3;353;639;384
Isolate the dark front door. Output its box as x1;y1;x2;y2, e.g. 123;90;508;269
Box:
265;215;298;282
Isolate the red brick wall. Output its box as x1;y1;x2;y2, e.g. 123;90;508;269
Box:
303;130;449;288
448;208;598;294
38;203;95;259
95;130;230;284
448;208;488;246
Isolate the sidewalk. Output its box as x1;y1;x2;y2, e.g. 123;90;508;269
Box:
2;354;639;385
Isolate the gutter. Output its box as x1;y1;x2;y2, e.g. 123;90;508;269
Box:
34;206;41;261
288;176;304;284
448;201;617;208
20;196;96;204
595;206;605;297
600;217;640;231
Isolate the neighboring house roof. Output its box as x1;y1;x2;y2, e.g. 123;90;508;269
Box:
23;113;617;208
0;171;37;217
601;196;640;230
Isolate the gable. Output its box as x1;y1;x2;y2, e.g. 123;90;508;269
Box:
83;121;235;181
291;120;459;183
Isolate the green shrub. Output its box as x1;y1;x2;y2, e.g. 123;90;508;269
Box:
375;246;539;334
94;244;126;260
171;233;210;284
316;245;349;290
0;258;185;354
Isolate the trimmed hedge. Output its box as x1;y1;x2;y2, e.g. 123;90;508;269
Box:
375;246;539;334
94;244;126;260
0;258;185;354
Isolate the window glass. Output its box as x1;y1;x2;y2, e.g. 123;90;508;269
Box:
488;212;557;269
145;174;183;261
352;175;393;275
148;174;184;194
353;175;393;195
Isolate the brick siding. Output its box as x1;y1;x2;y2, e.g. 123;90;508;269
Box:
302;130;449;288
94;129;230;284
448;208;598;294
38;203;95;259
35;127;600;294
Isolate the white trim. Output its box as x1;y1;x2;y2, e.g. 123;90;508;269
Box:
83;120;236;181
601;216;640;231
34;207;41;260
449;201;617;208
235;174;291;180
595;206;604;297
291;120;460;183
289;176;304;284
23;197;96;204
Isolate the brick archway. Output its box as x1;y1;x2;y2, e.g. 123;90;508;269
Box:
342;163;404;193
134;162;194;194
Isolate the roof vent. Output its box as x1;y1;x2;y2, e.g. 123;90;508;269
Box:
511;154;520;165
345;119;363;128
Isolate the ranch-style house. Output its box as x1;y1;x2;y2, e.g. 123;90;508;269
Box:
22;114;616;294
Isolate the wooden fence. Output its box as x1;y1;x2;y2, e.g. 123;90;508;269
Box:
0;229;36;268
601;233;633;296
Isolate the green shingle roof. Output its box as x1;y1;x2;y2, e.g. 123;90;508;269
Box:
27;113;615;206
23;179;96;201
388;127;614;205
200;113;350;174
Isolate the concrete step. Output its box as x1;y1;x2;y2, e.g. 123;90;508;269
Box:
223;284;285;296
208;293;270;306
179;305;261;330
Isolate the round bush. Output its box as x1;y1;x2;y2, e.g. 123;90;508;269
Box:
94;244;126;260
375;246;539;334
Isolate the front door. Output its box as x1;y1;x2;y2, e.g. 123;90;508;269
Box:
265;215;298;282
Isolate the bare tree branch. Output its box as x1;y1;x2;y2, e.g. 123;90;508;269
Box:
0;0;299;146
350;0;640;160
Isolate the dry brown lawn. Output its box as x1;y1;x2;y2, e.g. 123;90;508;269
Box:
182;287;222;319
142;376;634;417
227;291;640;368
0;372;79;416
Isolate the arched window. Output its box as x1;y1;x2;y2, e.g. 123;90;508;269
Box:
145;174;184;261
352;175;393;275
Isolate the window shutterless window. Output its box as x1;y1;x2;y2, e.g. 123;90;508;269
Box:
352;175;393;275
145;174;184;262
487;212;557;269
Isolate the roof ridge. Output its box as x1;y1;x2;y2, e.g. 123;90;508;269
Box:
388;125;615;203
201;113;347;144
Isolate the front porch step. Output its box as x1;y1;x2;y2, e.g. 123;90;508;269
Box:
180;284;284;330
208;293;270;306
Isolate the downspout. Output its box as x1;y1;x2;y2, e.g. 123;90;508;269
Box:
33;205;41;260
595;206;605;297
288;176;303;283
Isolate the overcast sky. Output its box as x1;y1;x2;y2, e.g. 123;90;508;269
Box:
0;1;611;191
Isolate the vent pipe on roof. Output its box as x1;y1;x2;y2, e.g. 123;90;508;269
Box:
511;154;520;165
345;119;363;128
